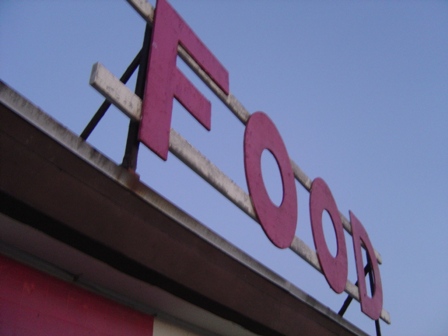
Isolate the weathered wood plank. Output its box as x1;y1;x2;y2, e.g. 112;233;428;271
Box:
291;236;321;272
126;0;154;22
89;63;141;121
169;129;255;219
290;160;312;191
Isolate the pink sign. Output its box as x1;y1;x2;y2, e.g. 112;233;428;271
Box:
139;0;383;321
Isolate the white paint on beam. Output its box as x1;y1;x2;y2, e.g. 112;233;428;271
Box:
380;309;391;325
126;0;154;22
291;160;312;191
169;129;256;219
291;236;321;272
89;62;142;121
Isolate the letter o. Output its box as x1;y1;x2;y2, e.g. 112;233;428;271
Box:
310;178;348;293
244;112;297;249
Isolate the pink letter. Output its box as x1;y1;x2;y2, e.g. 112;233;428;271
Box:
244;112;297;249
309;178;347;293
139;0;229;160
350;211;383;320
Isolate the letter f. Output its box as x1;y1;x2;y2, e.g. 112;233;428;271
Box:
139;0;229;160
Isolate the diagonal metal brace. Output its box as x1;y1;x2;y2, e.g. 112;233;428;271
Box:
80;49;142;140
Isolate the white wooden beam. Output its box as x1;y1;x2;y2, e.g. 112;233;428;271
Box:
89;62;141;121
169;129;255;219
291;160;312;191
126;0;154;22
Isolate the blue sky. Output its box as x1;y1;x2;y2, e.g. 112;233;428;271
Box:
1;1;447;335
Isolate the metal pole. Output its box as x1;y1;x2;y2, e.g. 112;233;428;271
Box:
338;263;371;316
121;23;152;171
367;256;382;336
338;260;381;335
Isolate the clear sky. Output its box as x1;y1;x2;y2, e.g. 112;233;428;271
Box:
1;1;447;335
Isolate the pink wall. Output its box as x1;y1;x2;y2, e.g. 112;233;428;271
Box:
0;254;154;335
